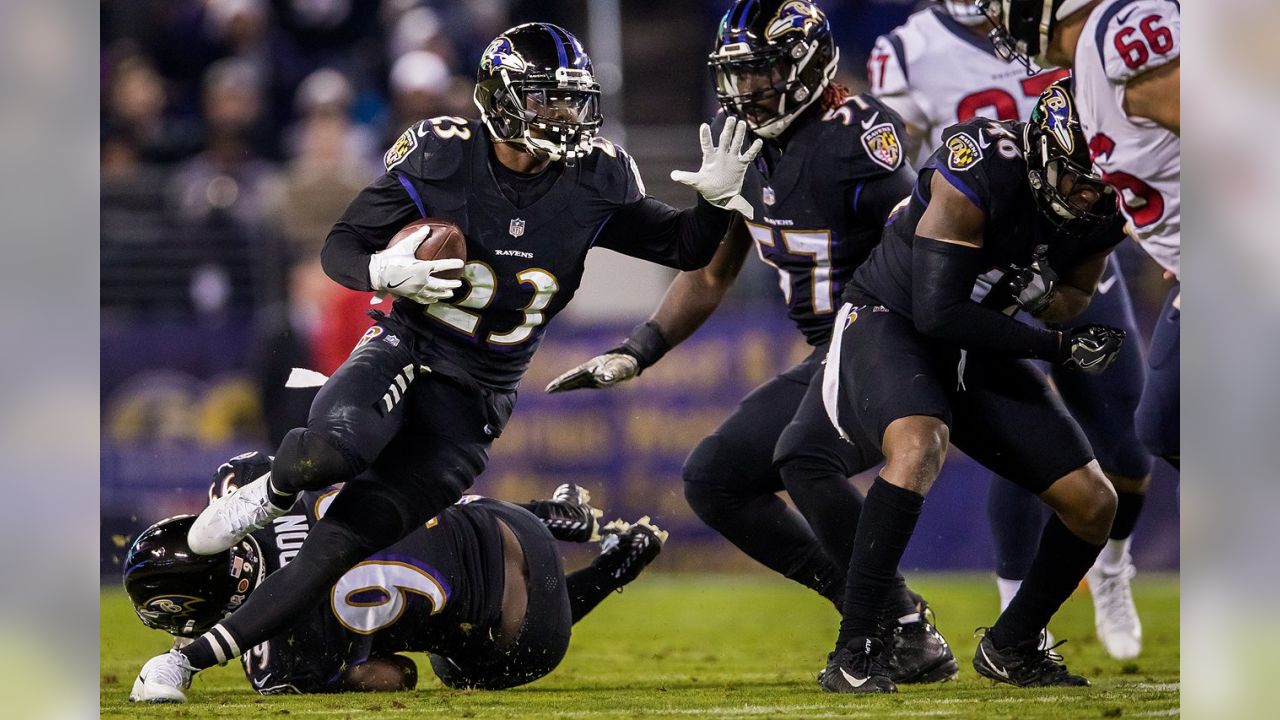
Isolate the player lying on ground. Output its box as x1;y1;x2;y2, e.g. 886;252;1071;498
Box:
796;78;1128;692
126;453;665;698
130;21;760;703
547;0;956;685
872;0;1152;660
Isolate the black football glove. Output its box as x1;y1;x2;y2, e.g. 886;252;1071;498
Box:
208;451;274;502
1010;245;1058;316
1060;324;1126;374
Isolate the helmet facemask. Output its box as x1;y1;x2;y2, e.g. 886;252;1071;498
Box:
710;39;836;139
1024;122;1117;236
476;66;602;162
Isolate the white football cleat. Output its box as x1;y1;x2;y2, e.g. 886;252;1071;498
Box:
1087;553;1143;660
129;650;194;703
188;473;288;555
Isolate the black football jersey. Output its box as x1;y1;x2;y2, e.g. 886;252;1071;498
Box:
326;118;728;390
240;491;510;694
848;118;1126;317
721;95;914;346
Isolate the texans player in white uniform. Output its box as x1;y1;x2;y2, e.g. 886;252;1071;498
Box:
872;0;1154;660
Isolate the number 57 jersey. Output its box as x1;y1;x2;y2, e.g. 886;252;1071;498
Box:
1074;0;1180;278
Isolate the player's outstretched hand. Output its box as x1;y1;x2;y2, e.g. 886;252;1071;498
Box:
367;225;464;304
1061;324;1125;374
545;352;640;393
669;115;763;219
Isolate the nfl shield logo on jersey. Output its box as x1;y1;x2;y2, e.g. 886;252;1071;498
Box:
763;186;776;205
509;218;526;238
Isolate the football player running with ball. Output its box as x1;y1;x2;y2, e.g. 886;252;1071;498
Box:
126;453;664;698
871;0;1153;660
130;22;760;702
811;79;1128;693
548;0;957;685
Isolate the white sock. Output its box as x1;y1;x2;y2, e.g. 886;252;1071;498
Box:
1097;537;1132;572
996;577;1022;612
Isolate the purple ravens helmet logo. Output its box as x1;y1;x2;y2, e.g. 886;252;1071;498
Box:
482;36;528;75
765;1;825;41
1040;86;1076;154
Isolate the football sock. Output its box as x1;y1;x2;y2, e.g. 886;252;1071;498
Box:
987;477;1046;581
1109;490;1145;541
989;516;1104;649
265;475;296;510
835;477;923;652
1098;536;1133;571
566;562;628;623
996;576;1023;613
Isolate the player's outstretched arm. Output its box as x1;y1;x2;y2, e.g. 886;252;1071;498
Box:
593;116;761;272
1123;59;1180;135
545;218;752;393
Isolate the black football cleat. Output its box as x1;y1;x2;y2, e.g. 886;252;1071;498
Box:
595;517;667;585
972;628;1090;687
817;639;898;694
537;483;605;543
884;604;959;684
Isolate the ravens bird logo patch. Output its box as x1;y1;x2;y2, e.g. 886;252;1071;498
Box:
861;123;902;171
946;133;983;172
383;129;417;170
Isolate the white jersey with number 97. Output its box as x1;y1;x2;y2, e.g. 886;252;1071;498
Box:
1073;0;1181;279
868;6;1068;164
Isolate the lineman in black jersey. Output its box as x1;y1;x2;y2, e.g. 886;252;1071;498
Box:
546;0;955;685
131;23;760;703
125;453;665;696
811;79;1127;693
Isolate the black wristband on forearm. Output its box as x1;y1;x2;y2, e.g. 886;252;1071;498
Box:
611;320;672;372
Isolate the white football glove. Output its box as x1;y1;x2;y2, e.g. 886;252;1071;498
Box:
367;225;464;305
669;115;764;219
545;352;640;393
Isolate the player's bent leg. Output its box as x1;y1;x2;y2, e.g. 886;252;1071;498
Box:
986;478;1047;609
682;361;845;602
568;517;667;622
188;333;417;554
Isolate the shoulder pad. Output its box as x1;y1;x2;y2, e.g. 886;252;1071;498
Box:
383;117;475;180
936;118;1019;174
1093;0;1180;84
578;136;644;204
818;94;909;175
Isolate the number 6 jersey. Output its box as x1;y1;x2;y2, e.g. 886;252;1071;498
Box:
1073;0;1181;279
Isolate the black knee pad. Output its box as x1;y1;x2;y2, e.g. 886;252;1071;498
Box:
272;427;366;494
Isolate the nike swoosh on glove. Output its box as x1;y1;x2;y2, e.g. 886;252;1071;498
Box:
669;115;764;219
367;224;464;305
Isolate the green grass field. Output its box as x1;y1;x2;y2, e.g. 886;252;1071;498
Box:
101;573;1179;718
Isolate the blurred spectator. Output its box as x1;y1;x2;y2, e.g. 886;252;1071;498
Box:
271;67;378;258
103;52;202;165
171;58;280;233
383;50;453;142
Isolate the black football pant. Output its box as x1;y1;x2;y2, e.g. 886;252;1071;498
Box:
182;319;515;670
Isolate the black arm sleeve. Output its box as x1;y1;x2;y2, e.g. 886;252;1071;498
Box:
855;166;915;227
320;173;424;291
911;236;1063;360
593;196;733;271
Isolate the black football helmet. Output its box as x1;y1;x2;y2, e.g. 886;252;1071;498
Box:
709;0;839;139
122;515;262;638
473;23;602;161
977;0;1093;72
1024;78;1117;234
